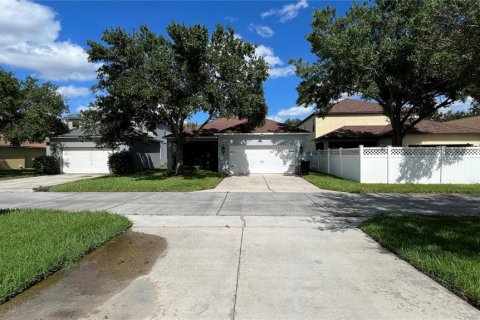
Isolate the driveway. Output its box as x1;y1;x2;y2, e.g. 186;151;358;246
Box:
1;214;478;319
0;174;104;192
206;174;322;192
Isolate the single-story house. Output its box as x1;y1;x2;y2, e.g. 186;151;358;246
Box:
318;119;480;148
0;137;46;169
297;99;480;149
166;118;310;174
47;115;171;173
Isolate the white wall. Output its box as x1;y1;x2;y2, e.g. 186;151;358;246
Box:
310;146;480;184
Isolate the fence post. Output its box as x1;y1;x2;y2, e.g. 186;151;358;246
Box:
317;151;320;171
439;146;445;184
387;145;392;184
327;148;330;174
339;147;343;178
359;145;364;182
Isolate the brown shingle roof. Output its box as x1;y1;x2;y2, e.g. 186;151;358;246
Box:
0;136;46;148
445;115;480;130
319;119;480;140
179;118;309;137
297;99;384;126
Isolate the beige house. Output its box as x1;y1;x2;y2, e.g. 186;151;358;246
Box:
0;138;46;169
298;99;480;150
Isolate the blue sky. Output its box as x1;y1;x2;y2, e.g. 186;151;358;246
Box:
0;0;471;123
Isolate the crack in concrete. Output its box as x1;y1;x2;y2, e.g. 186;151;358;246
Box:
216;192;229;216
262;174;275;193
231;216;246;320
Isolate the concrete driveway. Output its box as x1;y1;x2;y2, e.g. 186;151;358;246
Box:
0;174;103;192
206;174;322;192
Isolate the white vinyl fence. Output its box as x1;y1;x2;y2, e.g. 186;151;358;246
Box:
310;146;480;184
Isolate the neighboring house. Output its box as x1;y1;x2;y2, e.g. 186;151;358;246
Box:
166;118;310;174
445;115;480;130
298;99;480;149
47;115;171;173
0;137;46;169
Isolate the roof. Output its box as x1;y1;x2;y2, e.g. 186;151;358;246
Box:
0;136;46;148
173;118;309;137
319;119;480;140
446;115;480;130
298;99;384;126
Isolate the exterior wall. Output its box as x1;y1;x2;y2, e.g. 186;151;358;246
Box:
0;147;45;169
217;134;308;174
297;117;316;152
154;123;171;165
377;134;480;147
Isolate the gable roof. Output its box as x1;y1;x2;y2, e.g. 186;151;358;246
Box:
319;119;480;140
297;99;384;126
0;136;46;148
445;115;480;130
177;118;309;137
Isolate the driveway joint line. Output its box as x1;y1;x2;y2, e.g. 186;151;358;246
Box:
27;192;80;206
216;192;229;216
261;174;275;192
232;215;245;320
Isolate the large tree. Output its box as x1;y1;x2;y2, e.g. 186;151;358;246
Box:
0;69;67;146
294;0;480;146
84;23;269;172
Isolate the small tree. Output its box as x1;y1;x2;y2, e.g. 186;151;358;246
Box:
84;23;268;173
284;118;302;127
293;0;479;146
0;69;68;146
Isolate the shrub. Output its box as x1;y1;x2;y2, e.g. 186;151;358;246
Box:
33;156;60;175
108;150;134;174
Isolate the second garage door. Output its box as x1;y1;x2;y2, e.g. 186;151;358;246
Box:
229;145;296;174
62;148;111;173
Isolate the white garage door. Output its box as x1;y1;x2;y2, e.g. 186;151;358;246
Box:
62;148;111;173
229;145;296;174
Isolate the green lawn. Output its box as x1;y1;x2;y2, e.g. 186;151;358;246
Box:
303;171;480;193
360;214;480;307
50;168;223;192
0;208;131;303
0;169;38;181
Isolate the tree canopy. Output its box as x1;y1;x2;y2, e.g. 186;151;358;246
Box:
0;68;67;146
84;23;269;171
283;118;303;127
294;0;480;146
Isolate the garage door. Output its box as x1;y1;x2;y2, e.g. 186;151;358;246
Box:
62;148;111;173
229;145;296;174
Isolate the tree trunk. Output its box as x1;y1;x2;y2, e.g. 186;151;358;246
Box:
391;127;404;147
175;139;184;175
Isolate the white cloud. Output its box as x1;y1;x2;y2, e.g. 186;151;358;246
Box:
0;0;99;81
76;105;89;113
57;85;90;99
225;16;238;22
449;96;475;111
255;45;296;79
234;33;242;40
248;24;274;38
268;105;315;122
261;0;309;23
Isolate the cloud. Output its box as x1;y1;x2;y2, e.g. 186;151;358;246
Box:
225;16;238;23
57;85;90;99
0;0;99;81
248;24;274;38
268;105;315;122
255;45;296;78
449;96;475;111
76;105;89;113
261;0;308;23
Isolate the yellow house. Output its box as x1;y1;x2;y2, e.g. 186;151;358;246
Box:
298;99;480;150
0;138;46;169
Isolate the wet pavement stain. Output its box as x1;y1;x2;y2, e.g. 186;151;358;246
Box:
0;230;167;320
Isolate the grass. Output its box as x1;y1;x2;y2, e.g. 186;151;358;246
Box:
303;171;480;194
50;168;223;192
0;208;131;303
0;169;38;181
360;214;480;307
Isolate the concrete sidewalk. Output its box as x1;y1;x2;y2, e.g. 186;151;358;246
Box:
205;174;322;192
1;216;478;319
1;191;479;217
0;174;103;192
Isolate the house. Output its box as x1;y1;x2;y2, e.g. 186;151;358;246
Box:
298;99;480;149
166;118;310;174
47;115;171;173
445;115;480;130
0;137;46;169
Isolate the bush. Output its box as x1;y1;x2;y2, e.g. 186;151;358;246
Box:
33;156;60;175
108;151;134;174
